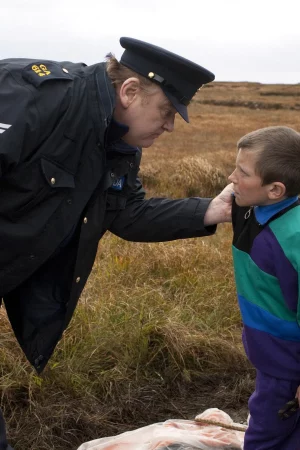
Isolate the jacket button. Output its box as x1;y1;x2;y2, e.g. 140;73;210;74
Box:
34;355;44;366
110;172;115;178
67;199;72;205
83;217;88;224
76;277;81;283
129;163;134;168
50;178;56;185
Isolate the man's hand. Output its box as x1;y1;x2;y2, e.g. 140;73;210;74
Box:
203;183;234;226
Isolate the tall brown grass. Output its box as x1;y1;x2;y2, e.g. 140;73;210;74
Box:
140;156;227;198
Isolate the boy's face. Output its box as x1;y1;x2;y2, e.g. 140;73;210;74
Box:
228;148;272;207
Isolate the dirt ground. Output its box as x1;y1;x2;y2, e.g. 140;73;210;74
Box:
159;378;250;425
114;374;253;434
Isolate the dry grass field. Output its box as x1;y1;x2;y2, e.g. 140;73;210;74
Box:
1;81;300;449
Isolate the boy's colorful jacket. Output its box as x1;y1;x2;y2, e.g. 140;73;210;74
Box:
232;196;300;380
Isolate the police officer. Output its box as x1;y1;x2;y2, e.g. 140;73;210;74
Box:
0;37;233;449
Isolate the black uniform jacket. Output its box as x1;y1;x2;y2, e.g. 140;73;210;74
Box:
0;58;215;372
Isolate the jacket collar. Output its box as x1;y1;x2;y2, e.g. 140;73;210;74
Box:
85;64;136;153
254;196;299;225
84;63;116;145
95;65;116;127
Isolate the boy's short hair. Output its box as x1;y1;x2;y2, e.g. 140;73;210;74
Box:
237;126;300;196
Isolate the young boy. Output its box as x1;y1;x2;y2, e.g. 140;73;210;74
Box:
228;126;300;450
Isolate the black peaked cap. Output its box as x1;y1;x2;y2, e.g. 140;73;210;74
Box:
119;37;215;122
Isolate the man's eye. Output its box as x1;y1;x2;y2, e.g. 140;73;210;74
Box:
163;109;173;118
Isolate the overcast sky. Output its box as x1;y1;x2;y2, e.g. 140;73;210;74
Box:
1;0;300;84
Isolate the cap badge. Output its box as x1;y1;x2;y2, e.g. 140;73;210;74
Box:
148;72;155;79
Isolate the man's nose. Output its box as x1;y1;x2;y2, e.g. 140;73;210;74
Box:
163;118;175;133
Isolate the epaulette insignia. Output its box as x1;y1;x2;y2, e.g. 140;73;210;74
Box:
22;61;73;87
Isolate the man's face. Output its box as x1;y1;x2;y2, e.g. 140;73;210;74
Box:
114;80;177;148
228;148;271;207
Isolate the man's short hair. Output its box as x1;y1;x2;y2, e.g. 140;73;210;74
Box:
237;126;300;196
106;53;154;94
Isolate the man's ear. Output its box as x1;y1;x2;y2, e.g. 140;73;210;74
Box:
268;182;286;200
118;77;141;108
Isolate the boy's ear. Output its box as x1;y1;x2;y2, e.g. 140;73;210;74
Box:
268;182;286;200
118;77;141;108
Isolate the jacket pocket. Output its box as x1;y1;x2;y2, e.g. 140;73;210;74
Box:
40;158;75;188
2;158;75;221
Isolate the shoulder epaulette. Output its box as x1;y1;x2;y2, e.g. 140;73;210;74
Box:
22;61;73;87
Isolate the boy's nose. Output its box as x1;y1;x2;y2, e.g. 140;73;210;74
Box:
228;170;236;183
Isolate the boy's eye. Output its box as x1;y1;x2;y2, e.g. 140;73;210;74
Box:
238;167;248;176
